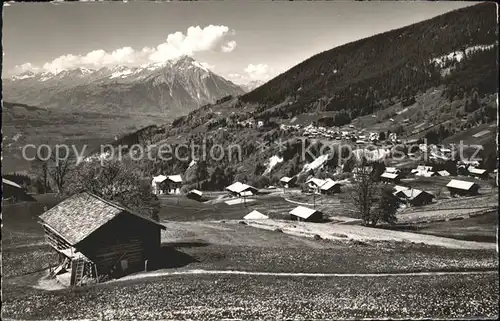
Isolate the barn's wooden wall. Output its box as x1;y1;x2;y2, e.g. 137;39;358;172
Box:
77;213;162;276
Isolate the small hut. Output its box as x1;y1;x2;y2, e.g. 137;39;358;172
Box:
289;206;323;222
244;210;269;220
446;179;480;196
380;172;401;183
186;189;203;201
39;192;165;287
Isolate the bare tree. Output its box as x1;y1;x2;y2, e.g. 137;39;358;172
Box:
48;150;74;194
67;159;160;221
32;143;50;193
348;163;399;226
348;164;379;226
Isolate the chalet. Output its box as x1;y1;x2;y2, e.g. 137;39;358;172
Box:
2;178;35;202
380;172;401;183
226;182;258;197
39;192;165;287
320;180;342;195
289;206;323;222
279;176;295;188
186;189;203;201
159;175;183;194
151;175;167;195
243;210;269;220
467;167;489;179
446;179;480;196
305;177;326;194
394;188;434;206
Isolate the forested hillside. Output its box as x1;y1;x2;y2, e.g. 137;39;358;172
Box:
241;3;496;127
88;3;497;190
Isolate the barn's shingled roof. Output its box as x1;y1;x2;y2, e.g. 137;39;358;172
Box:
39;192;165;245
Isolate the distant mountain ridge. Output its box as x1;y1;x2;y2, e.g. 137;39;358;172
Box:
3;56;245;116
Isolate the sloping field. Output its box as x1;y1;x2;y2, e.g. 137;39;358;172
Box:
2;273;498;320
243;220;495;250
411;211;498;242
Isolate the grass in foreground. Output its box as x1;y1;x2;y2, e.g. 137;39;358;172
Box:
2;273;498;320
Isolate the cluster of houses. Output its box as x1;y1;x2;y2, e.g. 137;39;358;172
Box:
237;118;265;128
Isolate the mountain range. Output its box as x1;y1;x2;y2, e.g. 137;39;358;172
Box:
2;56;245;116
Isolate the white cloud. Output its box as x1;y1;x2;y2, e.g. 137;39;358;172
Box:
244;63;271;81
227;64;274;85
14;25;235;74
13;63;39;74
221;40;237;53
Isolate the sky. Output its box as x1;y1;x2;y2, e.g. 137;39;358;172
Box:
2;1;476;85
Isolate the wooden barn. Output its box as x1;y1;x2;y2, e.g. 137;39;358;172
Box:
320;180;342;195
380;172;401;183
446;179;480;196
225;182;258;197
467;167;489;180
279;176;296;188
2;178;36;203
186;189;203;201
289;206;323;222
393;188;435;206
38;192;165;286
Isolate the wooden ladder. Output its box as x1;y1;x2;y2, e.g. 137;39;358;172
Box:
73;258;86;286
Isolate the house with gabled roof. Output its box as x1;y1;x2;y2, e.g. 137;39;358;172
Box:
186;189;203;201
151;175;168;195
226;182;258;197
244;210;269;220
467;167;489;180
380;172;401;183
160;174;183;194
279;176;296;188
320;180;342;195
446;179;480;196
2;178;36;202
393;188;434;206
289;206;323;222
305;177;327;194
38;192;165;287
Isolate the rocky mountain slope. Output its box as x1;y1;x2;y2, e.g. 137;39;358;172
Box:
2;56;245;116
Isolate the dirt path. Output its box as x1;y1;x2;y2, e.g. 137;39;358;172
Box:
113;269;498;284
